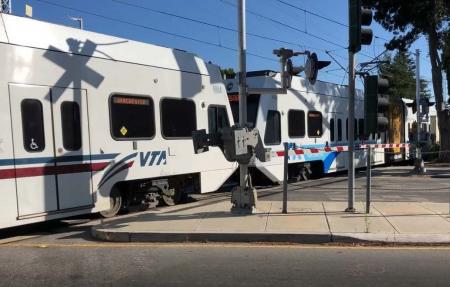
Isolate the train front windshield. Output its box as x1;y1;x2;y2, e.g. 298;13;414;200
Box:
229;94;260;128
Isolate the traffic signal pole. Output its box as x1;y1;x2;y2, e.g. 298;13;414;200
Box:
347;0;372;212
346;50;356;212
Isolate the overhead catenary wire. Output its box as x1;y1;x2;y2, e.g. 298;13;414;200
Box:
33;0;277;63
273;0;391;51
219;0;351;51
326;50;347;72
112;0;383;76
110;0;339;55
274;0;347;28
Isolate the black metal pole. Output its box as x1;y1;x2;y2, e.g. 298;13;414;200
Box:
366;146;372;214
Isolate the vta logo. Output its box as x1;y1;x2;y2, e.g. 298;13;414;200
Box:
139;151;167;167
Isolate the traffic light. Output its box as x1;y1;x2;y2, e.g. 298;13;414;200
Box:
349;0;373;53
364;75;389;135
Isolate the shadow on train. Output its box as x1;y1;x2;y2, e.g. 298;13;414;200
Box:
36;36;206;219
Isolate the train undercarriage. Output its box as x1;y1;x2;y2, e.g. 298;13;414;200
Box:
100;173;200;217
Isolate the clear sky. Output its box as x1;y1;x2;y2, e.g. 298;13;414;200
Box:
7;0;439;94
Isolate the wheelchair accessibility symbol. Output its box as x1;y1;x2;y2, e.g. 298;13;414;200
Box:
29;138;39;150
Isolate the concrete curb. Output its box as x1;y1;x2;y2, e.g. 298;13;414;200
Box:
333;233;450;244
91;227;332;244
91;226;450;244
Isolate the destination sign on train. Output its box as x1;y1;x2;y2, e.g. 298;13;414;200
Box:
113;97;150;106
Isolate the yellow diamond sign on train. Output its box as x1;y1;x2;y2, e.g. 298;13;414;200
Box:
120;126;128;136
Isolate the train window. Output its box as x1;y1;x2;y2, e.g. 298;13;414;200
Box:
110;94;155;140
208;105;230;134
330;118;335;142
61;102;82;151
264;110;281;145
288;109;305;138
308;111;323;138
161;98;196;138
21;99;45;152
358;119;364;139
247;95;260;128
337;119;342;141
229;94;260;128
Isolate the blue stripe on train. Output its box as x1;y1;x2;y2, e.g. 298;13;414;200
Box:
288;141;377;150
323;152;339;173
0;153;119;166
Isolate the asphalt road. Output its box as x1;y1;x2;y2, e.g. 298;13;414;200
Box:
258;166;450;203
0;242;450;287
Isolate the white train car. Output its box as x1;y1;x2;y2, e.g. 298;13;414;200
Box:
226;71;386;183
0;14;236;228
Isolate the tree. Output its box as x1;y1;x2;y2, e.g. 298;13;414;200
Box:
364;0;450;161
378;51;431;100
220;68;236;79
379;51;416;100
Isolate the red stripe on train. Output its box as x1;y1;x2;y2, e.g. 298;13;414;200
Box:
0;162;109;180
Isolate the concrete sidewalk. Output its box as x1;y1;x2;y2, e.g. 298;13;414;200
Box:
91;196;450;244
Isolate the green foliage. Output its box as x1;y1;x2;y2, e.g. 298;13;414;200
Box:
362;0;450;50
220;68;236;79
379;51;415;100
378;51;430;100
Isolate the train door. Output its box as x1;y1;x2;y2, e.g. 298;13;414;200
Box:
10;84;58;216
51;87;93;210
10;84;92;217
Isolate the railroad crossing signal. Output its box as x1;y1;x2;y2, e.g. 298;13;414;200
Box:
349;0;373;53
364;75;389;134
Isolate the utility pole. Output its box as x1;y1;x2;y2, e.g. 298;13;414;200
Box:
414;49;425;174
0;0;12;13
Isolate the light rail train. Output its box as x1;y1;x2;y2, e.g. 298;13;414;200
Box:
0;14;413;229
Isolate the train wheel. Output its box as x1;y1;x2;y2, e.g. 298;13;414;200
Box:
138;192;159;211
160;188;182;206
100;187;123;218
